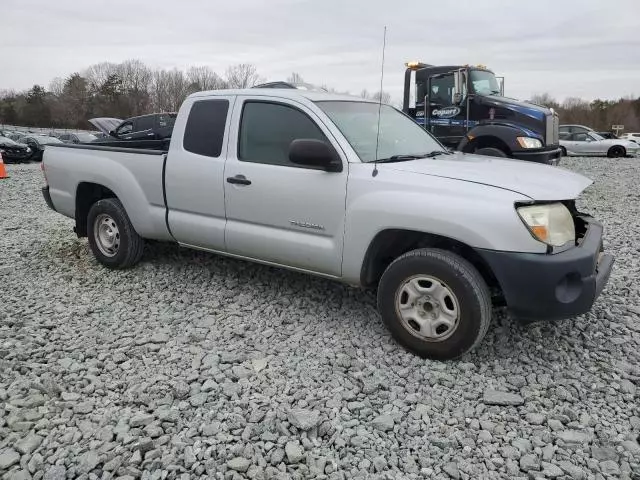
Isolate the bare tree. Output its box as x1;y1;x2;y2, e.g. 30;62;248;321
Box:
371;91;391;103
116;60;153;115
48;77;65;97
151;69;190;112
287;72;304;84
84;62;119;92
225;64;262;88
529;93;559;110
187;66;227;93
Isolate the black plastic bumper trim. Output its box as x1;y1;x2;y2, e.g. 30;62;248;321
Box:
477;217;614;323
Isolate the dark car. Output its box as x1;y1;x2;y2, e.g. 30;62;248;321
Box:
0;136;33;163
89;113;177;142
8;131;28;142
57;132;98;144
20;135;64;162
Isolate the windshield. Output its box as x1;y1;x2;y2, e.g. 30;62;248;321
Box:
75;133;97;142
315;101;445;163
470;69;500;95
37;136;64;145
0;137;22;147
589;132;605;141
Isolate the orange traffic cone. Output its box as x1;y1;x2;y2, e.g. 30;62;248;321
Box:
0;152;8;179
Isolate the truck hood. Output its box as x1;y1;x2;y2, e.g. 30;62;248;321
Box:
482;95;549;121
88;117;122;135
380;152;593;200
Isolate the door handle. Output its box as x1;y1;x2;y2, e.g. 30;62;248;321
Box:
226;175;252;186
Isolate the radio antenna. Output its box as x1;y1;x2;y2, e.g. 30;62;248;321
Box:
372;26;387;178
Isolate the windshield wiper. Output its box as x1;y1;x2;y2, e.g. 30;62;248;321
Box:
372;151;449;163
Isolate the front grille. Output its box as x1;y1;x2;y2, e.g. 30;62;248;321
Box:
545;112;559;146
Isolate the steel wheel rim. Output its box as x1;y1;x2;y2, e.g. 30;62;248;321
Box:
395;274;461;342
94;214;121;257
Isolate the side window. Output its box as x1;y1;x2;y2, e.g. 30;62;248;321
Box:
183;99;229;158
157;114;176;128
117;122;133;136
134;116;155;132
238;101;328;167
574;133;588;142
59;134;69;141
430;74;455;106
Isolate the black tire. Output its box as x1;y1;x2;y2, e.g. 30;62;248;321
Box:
474;147;508;158
607;146;625;158
560;146;567;157
87;198;144;269
377;248;492;360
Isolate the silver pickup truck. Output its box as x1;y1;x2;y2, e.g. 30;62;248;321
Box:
42;88;614;360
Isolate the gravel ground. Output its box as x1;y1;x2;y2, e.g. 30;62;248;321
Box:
1;159;639;480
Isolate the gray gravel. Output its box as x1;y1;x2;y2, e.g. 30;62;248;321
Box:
1;158;639;479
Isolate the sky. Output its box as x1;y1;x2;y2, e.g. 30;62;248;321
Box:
2;0;640;103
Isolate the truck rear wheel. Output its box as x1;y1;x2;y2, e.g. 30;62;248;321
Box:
475;147;507;158
87;198;144;269
377;248;492;360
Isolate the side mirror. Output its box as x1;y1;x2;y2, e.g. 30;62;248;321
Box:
289;139;342;172
453;70;462;104
109;130;117;138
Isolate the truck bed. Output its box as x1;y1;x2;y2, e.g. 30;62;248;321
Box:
44;143;173;241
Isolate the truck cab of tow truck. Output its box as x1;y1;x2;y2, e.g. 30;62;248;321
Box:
402;61;562;165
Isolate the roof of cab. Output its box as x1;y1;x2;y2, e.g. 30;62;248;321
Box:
188;88;378;104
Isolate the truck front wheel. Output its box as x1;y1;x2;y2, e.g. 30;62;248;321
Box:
377;248;492;360
474;147;507;158
87;198;144;269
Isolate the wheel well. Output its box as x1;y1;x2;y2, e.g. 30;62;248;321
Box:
360;229;503;299
75;183;117;237
464;136;511;156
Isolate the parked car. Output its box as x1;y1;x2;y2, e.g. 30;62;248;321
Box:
8;132;28;142
560;131;639;158
20;135;64;161
42;88;614;360
89;113;177;142
0;136;32;163
620;133;640;145
58;132;98;144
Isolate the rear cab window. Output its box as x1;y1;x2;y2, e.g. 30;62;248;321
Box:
183;99;230;157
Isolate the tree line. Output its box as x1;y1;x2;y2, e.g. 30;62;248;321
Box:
529;93;640;133
0;59;390;130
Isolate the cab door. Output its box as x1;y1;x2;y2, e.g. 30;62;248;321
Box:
222;96;348;277
427;72;467;147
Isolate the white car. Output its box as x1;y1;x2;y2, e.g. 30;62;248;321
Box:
619;133;640;145
560;131;639;158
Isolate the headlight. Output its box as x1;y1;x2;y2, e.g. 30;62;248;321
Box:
25;147;31;153
517;203;575;247
516;137;542;149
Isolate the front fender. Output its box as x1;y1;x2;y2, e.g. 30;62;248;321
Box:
340;168;547;285
458;122;541;153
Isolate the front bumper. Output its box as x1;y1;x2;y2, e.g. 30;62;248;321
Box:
0;150;32;163
42;186;56;212
512;146;562;165
478;216;614;323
